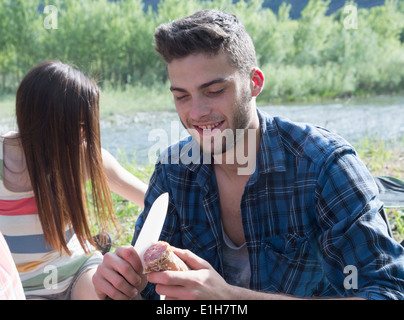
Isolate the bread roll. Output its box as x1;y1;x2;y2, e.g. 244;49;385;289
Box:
143;241;188;273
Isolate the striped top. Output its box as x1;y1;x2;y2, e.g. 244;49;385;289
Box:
0;136;98;297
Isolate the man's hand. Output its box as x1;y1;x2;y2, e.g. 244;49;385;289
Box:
92;246;147;300
146;247;233;300
146;247;368;301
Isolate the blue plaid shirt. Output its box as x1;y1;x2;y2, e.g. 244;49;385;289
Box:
134;109;404;300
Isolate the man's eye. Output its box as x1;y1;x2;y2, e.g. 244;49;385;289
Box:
175;95;188;101
209;89;224;95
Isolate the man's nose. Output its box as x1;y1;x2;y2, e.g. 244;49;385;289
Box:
189;96;210;120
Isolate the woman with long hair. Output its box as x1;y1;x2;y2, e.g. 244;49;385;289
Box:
0;60;147;299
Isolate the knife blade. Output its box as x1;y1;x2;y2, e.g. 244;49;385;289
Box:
133;192;169;270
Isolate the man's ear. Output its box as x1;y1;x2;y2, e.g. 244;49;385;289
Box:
250;68;265;97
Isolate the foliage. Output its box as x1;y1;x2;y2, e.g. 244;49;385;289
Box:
1;0;404;102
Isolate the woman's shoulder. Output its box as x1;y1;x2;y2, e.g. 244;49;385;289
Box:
1;131;20;150
1;132;32;193
2;131;23;161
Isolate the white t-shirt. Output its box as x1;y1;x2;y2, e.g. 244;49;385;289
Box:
221;223;251;289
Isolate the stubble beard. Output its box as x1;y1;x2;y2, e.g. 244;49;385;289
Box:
182;89;253;158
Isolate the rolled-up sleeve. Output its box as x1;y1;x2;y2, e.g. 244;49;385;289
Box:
316;149;404;300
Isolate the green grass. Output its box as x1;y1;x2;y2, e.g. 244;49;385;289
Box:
390;210;404;242
0;83;175;121
355;136;404;244
99;82;175;117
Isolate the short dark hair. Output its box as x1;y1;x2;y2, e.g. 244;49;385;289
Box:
154;10;257;74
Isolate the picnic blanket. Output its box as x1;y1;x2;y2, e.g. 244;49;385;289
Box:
374;176;404;208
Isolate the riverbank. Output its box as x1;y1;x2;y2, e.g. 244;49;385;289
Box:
2;85;404;119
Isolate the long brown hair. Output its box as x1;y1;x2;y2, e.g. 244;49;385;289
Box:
16;60;116;254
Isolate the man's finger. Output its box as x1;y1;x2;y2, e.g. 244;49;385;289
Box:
92;246;145;300
92;264;137;300
171;247;212;270
155;282;188;300
115;246;144;275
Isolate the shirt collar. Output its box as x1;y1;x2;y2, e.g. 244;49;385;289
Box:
256;108;287;174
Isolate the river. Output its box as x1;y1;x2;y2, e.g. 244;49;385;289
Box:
1;95;403;166
99;95;404;165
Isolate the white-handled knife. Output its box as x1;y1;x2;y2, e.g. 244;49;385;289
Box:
133;192;169;271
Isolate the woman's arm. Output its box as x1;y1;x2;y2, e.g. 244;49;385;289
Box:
101;148;148;209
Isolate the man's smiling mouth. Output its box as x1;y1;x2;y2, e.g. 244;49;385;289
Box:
192;121;225;135
197;122;221;131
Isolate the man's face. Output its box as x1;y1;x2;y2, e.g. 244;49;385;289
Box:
167;52;257;155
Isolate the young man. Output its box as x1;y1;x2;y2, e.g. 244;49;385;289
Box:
93;10;404;300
